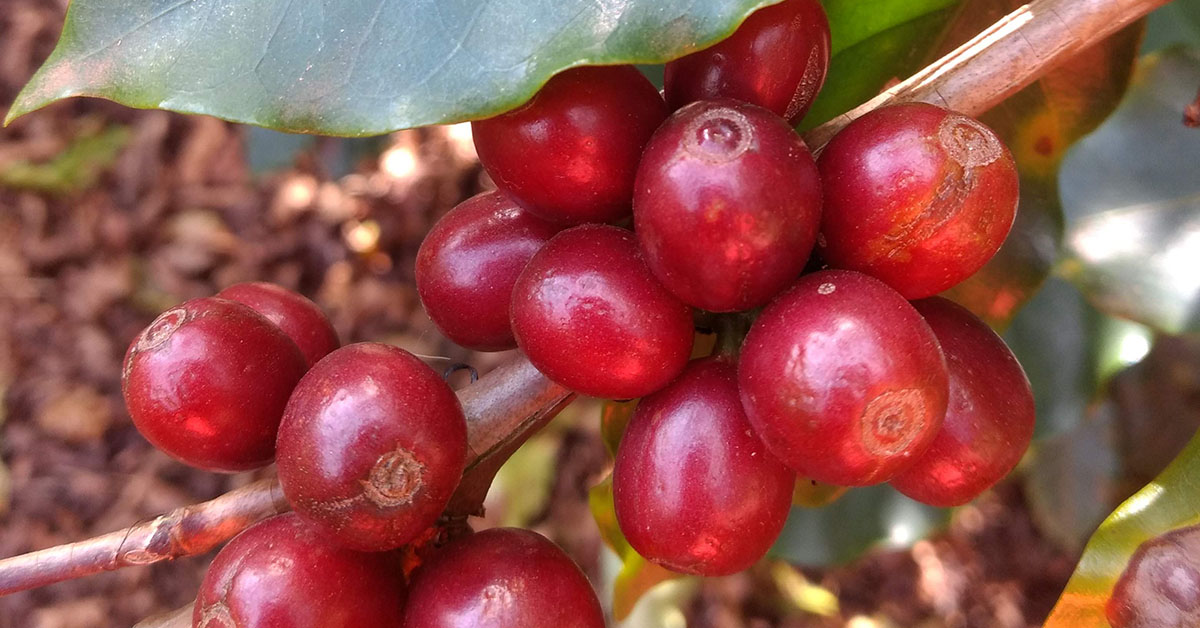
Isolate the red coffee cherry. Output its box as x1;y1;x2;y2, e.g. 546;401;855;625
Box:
193;513;406;628
890;298;1036;506
217;282;340;368
416;191;560;351
1108;524;1200;628
664;0;831;125
402;527;604;628
817;103;1019;299
276;343;467;552
511;224;693;400
122;298;307;472
634;99;822;312
614;357;794;575
472;65;668;225
738;270;950;486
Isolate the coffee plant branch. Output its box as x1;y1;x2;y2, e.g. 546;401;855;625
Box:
0;0;1169;599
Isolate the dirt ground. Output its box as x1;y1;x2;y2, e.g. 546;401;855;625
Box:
0;2;1079;627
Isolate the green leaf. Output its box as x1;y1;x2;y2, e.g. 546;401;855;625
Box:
1142;0;1200;53
7;0;779;136
801;0;960;130
1059;48;1200;335
1044;425;1200;627
940;1;1143;328
771;484;949;566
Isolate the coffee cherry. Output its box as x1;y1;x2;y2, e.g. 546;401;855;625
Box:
217;282;339;368
634;99;822;312
276;343;467;552
511;225;693;400
472;65;667;225
664;0;830;125
402;527;604;628
613;357;794;575
817;103;1019;299
121;298;307;472
889;298;1035;506
1107;524;1200;628
739;270;949;486
193;513;406;628
416;191;560;351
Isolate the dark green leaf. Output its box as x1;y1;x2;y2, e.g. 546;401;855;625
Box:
7;0;776;136
801;0;959;130
1059;48;1200;335
1143;0;1200;53
771;484;949;566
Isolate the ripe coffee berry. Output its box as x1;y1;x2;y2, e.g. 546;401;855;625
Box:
614;357;794;576
193;513;406;628
739;270;950;486
634;99;822;312
416;191;560;351
817;103;1019;299
402;527;604;628
472;65;667;225
217;282;340;367
511;224;693;400
276;342;467;552
664;0;830;125
890;298;1035;506
122;298;307;472
1107;524;1200;628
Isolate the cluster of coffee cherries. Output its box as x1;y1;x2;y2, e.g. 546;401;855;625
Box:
418;0;1036;578
121;283;604;626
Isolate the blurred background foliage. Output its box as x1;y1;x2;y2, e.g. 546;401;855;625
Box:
0;0;1198;626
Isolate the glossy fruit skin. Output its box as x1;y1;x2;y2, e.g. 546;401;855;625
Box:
738;270;950;486
817;103;1019;299
613;357;794;575
889;298;1035;506
472;65;668;225
121;298;307;472
276;343;467;552
217;282;340;368
193;513;406;628
415;191;560;351
402;527;604;628
664;0;830;125
634;99;822;312
1107;524;1200;628
511;225;693;400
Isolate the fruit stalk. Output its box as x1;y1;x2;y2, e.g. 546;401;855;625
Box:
803;0;1171;148
0;353;568;596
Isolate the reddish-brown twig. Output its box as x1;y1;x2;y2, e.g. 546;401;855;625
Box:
0;353;569;597
803;0;1172;148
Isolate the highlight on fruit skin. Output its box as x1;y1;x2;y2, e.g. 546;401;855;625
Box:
633;98;823;313
471;65;668;226
664;0;831;125
121;297;308;473
613;356;795;576
738;270;950;486
402;527;605;628
415;190;561;352
193;512;407;628
816;102;1019;299
1107;524;1200;628
889;297;1036;507
275;342;468;552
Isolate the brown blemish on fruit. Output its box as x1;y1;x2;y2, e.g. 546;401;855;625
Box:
859;389;927;457
361;446;426;508
817;282;836;295
684;107;752;163
785;44;824;122
136;307;190;353
195;602;236;628
938;115;1002;169
1154;556;1200;611
869;161;975;263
